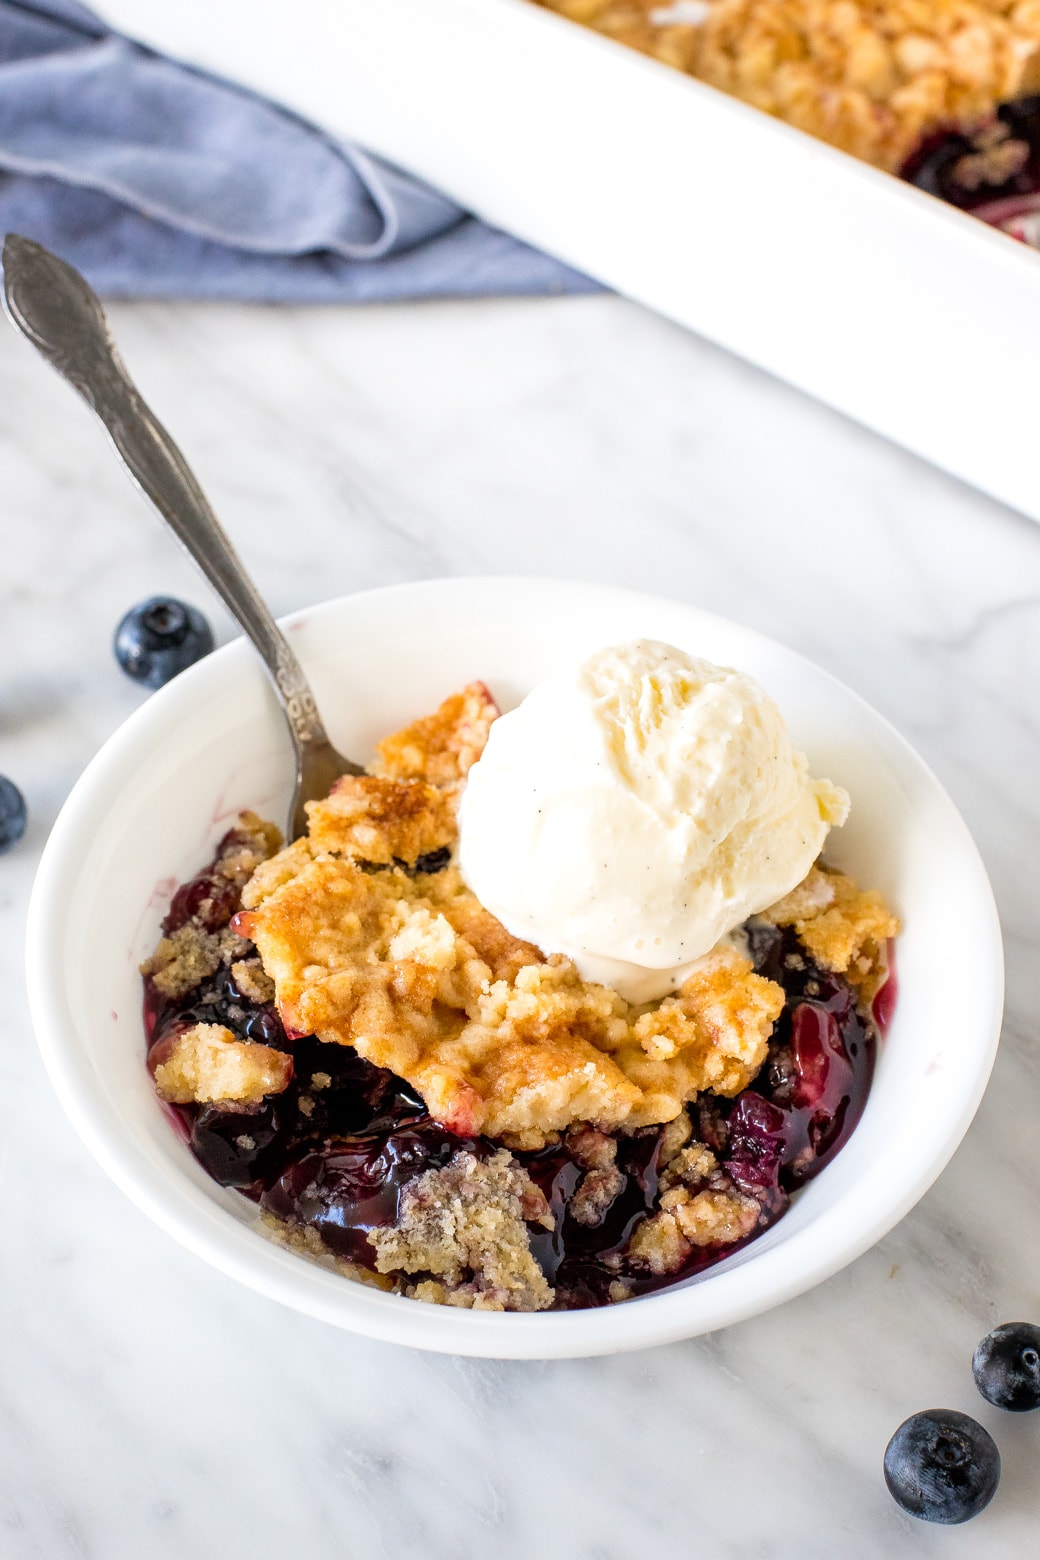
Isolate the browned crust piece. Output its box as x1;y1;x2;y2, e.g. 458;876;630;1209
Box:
306;773;459;866
236;689;899;1143
240;847;783;1136
373;681;500;785
612;948;786;1126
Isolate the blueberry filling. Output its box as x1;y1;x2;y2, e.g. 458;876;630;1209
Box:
901;95;1040;239
145;847;889;1309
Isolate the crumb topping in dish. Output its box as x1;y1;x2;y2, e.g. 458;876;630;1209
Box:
535;0;1040;172
142;682;898;1312
369;1148;555;1311
233;798;786;1139
762;861;898;1004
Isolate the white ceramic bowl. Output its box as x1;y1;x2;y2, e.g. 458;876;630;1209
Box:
26;578;1003;1358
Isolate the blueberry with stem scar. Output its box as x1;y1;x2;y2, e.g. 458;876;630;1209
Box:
114;596;214;689
973;1322;1040;1412
884;1409;1000;1524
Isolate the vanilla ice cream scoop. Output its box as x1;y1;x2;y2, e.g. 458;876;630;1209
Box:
457;640;849;1003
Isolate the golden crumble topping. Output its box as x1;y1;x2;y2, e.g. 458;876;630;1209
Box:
368;1148;555;1311
534;0;1040;171
618;947;786;1115
374;680;499;786
761;862;899;1005
149;1021;293;1105
237;846;785;1138
306;774;458;867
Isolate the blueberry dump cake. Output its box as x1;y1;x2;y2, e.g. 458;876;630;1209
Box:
142;664;898;1312
533;1;1040;246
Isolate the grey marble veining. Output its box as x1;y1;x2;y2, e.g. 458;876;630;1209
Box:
2;292;1039;1558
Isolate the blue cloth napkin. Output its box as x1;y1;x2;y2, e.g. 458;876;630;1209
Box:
0;0;597;300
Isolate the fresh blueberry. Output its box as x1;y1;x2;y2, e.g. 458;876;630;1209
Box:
114;596;214;689
0;776;27;854
973;1322;1040;1411
884;1409;1000;1524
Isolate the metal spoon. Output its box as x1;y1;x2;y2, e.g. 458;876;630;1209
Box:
1;233;363;840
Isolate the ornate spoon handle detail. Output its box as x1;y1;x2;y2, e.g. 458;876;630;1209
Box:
2;234;362;836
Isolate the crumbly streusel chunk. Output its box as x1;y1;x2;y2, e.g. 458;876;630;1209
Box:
231;956;276;1006
142;922;236;1003
141;811;282;1000
149;1021;293;1105
368;1148;555;1312
373;681;500;786
536;0;1040;171
612;947;786;1125
560;1125;627;1226
762;863;899;1002
306;774;459;867
626;1139;760;1273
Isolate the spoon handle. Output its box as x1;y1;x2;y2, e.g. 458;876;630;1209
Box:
1;233;337;758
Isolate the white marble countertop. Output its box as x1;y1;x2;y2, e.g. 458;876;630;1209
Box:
2;291;1039;1558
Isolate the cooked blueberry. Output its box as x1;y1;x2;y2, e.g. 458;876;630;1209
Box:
901;129;979;207
413;846;451;874
260;1119;473;1264
0;776;27;854
114;596;214;688
973;1322;1040;1411
191;1101;283;1190
724;1092;786;1193
884;1409;1000;1524
745;918;783;975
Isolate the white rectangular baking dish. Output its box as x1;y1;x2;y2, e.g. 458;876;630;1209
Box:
100;0;1040;522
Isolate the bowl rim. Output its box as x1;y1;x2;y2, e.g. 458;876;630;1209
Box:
25;577;1005;1358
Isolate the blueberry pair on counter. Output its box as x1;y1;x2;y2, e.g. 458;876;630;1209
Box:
885;1322;1040;1524
1;597;215;859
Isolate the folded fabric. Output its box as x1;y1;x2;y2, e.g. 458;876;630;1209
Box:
0;0;598;300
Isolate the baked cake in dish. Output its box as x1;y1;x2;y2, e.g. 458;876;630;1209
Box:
142;683;898;1312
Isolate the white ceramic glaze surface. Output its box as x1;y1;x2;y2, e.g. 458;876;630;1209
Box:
2;291;1038;1556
